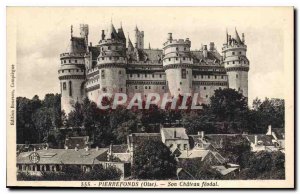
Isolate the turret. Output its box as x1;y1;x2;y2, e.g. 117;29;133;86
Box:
134;26;144;49
96;23;127;99
222;28;249;98
163;33;193;96
59;25;87;115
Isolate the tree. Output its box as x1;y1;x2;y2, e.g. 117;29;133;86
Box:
67;102;84;127
132;140;177;180
210;88;248;122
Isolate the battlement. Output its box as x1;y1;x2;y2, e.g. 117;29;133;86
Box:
163;38;191;48
60;52;86;59
98;39;125;46
222;44;247;51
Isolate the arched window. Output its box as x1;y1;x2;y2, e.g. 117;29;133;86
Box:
69;81;72;97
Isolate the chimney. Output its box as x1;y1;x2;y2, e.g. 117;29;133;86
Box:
267;125;272;135
85;146;89;151
75;144;79;151
65;145;68;150
101;30;105;40
168;33;173;41
174;129;177;138
33;147;37;152
90;42;92;46
209;42;215;51
254;135;258;145
203;45;208;58
242;33;245;43
96;146;99;151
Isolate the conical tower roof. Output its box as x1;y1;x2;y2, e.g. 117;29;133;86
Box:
128;37;134;50
235;28;242;44
118;26;126;40
107;23;118;39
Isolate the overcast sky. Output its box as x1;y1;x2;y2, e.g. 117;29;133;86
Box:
12;7;292;104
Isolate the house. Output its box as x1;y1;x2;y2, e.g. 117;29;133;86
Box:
17;147;131;179
160;127;190;151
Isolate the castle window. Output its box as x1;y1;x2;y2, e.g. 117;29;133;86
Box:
219;87;222;90
152;74;154;78
208;75;210;79
109;57;112;60
201;75;203;79
64;60;66;63
149;86;151;89
69;70;71;72
81;70;84;72
75;60;77;63
130;74;132;78
176;58;178;60
178;88;180;91
232;52;235;55
160;74;162;78
103;87;107;92
176;47;179;51
69;81;72;97
69;60;71;63
236;74;238;78
233;61;235;64
101;70;105;79
145;74;147;78
194;75;196;78
180;82;182;85
227;62;229;65
62;70;64;73
181;69;186;79
221;75;224;79
137;74;140;78
215;75;217;79
61;60;63;64
204;87;206;90
184;47;186;51
77;69;79;72
206;95;208;98
145;86;148;89
108;46;111;50
183;57;186;60
169;58;171;61
162;86;165;89
120;88;123;92
135;86;138;89
101;57;104;60
119;70;122;75
239;51;242;54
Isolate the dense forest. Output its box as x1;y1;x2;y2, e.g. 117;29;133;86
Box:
17;88;285;148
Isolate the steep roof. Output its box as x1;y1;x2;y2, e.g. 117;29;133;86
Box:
272;128;285;140
161;127;189;140
17;148;108;165
111;144;128;153
245;134;274;146
127;133;161;146
67;37;86;53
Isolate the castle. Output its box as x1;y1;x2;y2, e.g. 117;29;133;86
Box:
58;23;249;114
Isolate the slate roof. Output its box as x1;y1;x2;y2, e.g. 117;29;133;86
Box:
204;134;242;149
111;144;129;153
161;127;189;140
67;37;86;53
272;128;285;140
211;165;239;176
128;133;161;146
17;148;108;165
65;136;89;149
245;134;274;146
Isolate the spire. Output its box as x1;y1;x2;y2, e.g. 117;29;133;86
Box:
226;28;228;44
107;23;118;39
128;36;134;51
135;25;139;32
235;27;242;44
71;25;73;38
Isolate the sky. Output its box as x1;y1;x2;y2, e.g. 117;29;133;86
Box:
11;7;293;104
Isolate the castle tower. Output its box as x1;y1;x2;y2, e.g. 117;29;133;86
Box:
97;23;127;97
59;25;87;115
222;28;249;98
134;26;144;49
163;33;193;96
